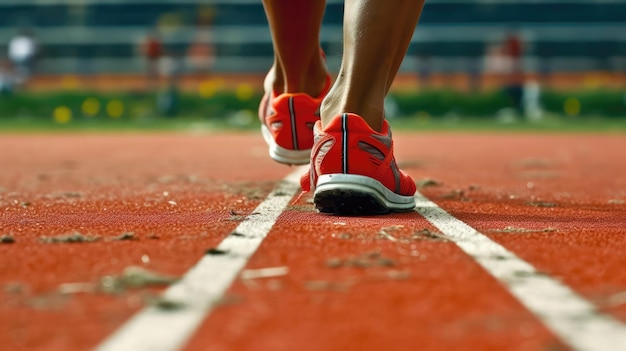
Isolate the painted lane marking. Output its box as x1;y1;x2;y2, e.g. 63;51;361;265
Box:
413;191;626;351
95;167;305;351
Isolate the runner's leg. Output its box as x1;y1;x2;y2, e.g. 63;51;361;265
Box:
262;0;330;96
321;0;426;132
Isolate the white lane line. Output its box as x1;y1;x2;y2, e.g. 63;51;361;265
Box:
95;167;305;351
414;191;626;351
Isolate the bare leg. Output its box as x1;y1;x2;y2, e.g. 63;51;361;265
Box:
321;0;426;132
262;0;329;96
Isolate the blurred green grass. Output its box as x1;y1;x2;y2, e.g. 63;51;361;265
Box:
1;112;624;134
0;88;624;133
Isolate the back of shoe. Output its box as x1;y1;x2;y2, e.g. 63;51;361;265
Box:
308;113;416;215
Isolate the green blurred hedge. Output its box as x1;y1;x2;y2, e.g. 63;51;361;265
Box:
392;89;626;118
0;88;624;121
0;89;263;120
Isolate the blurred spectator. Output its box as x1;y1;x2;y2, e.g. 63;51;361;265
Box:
187;31;215;77
159;51;182;84
186;7;216;79
157;51;182;116
483;42;512;77
141;30;163;89
503;29;524;74
484;33;526;112
0;59;14;94
503;29;526;112
7;28;38;86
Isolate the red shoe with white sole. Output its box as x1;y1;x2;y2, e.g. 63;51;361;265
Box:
259;76;331;165
301;113;416;215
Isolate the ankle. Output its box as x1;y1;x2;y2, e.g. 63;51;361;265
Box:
264;54;329;97
320;79;385;132
263;65;283;96
302;56;331;97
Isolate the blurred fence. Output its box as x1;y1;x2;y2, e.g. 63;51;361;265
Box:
0;0;625;76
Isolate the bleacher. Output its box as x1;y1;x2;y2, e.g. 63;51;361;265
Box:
0;0;624;74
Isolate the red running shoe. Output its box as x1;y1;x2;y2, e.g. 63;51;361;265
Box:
259;76;331;165
301;113;416;215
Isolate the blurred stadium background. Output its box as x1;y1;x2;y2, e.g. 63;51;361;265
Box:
0;0;625;124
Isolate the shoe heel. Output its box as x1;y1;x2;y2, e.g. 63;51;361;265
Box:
314;174;415;215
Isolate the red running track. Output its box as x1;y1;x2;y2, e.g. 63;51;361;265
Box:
0;132;624;351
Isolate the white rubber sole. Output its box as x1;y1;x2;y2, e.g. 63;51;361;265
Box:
314;174;416;215
261;125;311;165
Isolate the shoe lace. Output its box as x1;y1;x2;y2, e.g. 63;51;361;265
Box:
300;170;311;192
290;170;311;205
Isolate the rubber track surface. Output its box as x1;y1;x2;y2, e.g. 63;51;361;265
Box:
0;132;624;351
